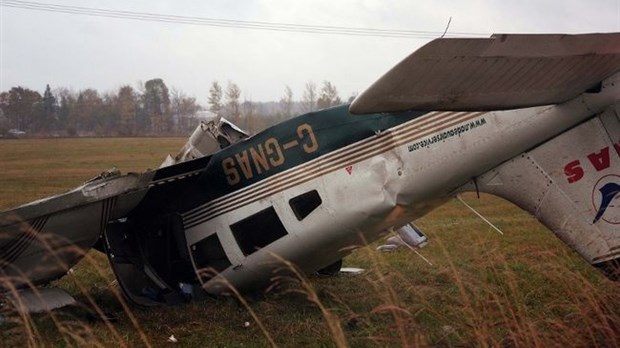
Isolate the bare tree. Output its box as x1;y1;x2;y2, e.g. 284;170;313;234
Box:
302;81;317;113
317;81;342;109
171;88;201;134
280;85;294;119
242;96;256;132
225;81;241;123
208;81;223;115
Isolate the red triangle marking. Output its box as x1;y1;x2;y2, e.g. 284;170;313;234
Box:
345;165;353;175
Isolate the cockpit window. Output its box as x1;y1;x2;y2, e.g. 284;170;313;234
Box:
289;190;322;221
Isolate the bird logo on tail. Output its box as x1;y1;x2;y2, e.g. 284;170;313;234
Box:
593;179;620;224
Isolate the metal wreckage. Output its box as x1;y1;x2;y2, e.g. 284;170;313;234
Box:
1;33;620;310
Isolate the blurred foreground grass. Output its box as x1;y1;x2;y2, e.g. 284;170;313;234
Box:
1;138;619;347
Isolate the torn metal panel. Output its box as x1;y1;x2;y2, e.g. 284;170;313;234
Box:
161;117;249;168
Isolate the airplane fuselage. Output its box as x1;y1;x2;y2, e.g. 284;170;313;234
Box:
3;33;620;307
172;72;619;294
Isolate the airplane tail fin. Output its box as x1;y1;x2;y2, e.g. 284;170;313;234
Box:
459;102;620;279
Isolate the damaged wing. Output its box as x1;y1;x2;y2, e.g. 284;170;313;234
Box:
0;117;248;291
350;33;620;114
0;156;218;290
0;169;154;289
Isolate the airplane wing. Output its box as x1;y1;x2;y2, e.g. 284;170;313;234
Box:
0;170;152;289
0;116;245;294
0;156;211;290
350;33;620;114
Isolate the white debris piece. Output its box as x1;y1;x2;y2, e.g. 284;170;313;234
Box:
377;223;428;251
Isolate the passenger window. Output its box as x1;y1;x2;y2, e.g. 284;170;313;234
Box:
289;190;322;221
230;207;288;256
191;233;232;280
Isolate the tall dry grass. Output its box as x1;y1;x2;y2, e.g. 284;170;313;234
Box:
1;205;619;347
1;138;619;347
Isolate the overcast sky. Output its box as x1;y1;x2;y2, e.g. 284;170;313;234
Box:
1;0;619;105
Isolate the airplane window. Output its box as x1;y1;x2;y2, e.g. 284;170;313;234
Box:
191;233;232;281
230;207;288;256
289;190;322;221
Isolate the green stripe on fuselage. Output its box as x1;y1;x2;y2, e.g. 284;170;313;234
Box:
199;105;426;201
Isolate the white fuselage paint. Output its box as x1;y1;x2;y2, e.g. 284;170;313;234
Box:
188;73;620;294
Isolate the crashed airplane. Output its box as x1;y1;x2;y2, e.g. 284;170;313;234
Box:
1;33;619;307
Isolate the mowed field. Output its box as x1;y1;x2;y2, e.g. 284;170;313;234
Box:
1;137;619;347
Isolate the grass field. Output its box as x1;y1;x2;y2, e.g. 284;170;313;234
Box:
1;138;619;347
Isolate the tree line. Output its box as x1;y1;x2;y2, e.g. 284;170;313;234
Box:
0;78;349;137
